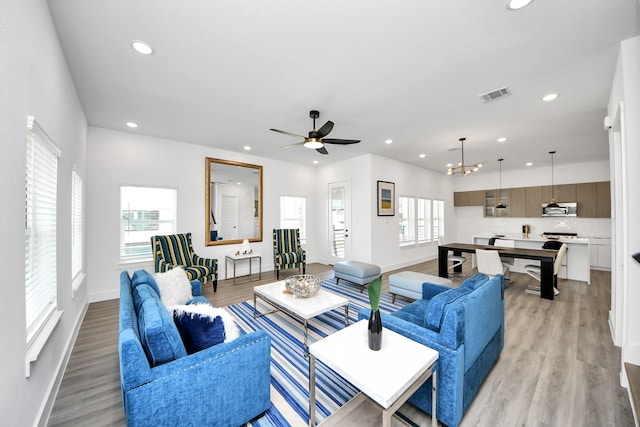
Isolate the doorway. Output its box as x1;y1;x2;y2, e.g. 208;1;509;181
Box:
328;181;350;264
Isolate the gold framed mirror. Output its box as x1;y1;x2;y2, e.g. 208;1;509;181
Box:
205;158;263;246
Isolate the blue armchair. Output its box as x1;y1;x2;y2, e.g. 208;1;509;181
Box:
358;273;504;427
272;229;306;279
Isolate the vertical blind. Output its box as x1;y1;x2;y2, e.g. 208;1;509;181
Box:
25;117;61;344
71;169;83;280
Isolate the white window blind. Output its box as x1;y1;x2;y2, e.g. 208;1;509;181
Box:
417;197;432;244
280;196;306;244
71;169;83;281
433;199;445;240
120;186;177;261
25;116;61;345
398;196;415;245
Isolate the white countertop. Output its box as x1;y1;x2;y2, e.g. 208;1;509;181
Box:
474;234;590;245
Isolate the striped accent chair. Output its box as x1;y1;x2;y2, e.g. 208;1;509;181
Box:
151;233;219;292
273;229;306;279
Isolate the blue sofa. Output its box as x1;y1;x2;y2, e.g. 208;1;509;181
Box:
358;273;504;427
119;269;272;426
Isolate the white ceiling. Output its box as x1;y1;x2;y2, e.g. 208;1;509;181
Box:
47;0;639;174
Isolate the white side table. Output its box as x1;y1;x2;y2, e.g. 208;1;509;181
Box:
309;320;438;426
225;253;261;285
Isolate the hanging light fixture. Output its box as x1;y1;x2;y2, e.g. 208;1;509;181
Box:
447;138;483;175
546;150;560;208
496;158;508;209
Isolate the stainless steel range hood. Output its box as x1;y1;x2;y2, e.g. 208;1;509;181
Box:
541;202;577;217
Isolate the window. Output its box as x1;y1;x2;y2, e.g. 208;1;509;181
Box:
433;199;445;240
398;196;415;245
280;196;306;244
417;197;432;244
120;186;177;261
25;117;61;347
71;169;84;287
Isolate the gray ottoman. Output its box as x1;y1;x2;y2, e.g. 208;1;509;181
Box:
334;260;381;293
389;271;452;303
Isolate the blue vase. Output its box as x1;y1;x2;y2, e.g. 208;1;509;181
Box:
368;309;382;351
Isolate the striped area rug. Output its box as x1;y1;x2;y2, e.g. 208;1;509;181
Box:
227;278;410;427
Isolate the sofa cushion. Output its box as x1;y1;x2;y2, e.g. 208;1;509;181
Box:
172;304;240;354
131;269;161;297
425;286;473;332
460;273;490;290
155;266;193;308
138;296;187;366
391;299;430;326
133;284;161;315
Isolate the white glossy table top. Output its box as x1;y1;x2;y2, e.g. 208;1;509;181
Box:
309;320;439;409
254;281;348;319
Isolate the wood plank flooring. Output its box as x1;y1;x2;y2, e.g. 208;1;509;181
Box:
48;262;635;427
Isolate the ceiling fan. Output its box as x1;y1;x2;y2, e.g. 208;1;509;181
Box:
270;110;361;155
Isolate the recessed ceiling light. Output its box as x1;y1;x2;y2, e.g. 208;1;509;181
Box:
131;40;154;55
419;154;426;158
126;122;138;128
243;146;251;151
542;93;559;102
497;137;507;143
385;139;393;144
313;160;319;165
507;0;534;10
526;162;533;166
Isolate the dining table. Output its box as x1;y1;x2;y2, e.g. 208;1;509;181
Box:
438;242;559;300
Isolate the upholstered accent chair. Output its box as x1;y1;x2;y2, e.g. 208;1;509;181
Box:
151;233;219;291
272;229;306;279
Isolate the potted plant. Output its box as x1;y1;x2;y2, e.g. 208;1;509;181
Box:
367;275;383;350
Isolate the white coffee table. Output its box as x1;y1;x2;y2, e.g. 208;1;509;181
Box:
253;281;349;354
309;320;438;427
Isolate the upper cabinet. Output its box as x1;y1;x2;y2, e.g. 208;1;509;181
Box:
454;181;610;218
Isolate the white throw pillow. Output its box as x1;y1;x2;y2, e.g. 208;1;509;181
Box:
154;267;193;308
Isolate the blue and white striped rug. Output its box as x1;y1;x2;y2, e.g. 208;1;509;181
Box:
227;278;410;427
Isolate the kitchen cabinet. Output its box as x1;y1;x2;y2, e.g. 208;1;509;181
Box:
453;190;484;206
525;186;542;217
577;182;597;218
556;184;577;202
590;238;612;270
596;181;611;218
509;187;526;217
484;189;510;217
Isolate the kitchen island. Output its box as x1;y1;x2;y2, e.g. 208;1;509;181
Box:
473;235;590;284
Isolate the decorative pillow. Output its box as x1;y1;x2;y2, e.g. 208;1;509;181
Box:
424;286;472;332
460;273;490;290
155;267;193;308
131;269;161;297
138;296;187;366
172;304;240;354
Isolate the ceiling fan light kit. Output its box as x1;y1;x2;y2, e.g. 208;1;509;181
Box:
446;138;483;176
271;110;361;155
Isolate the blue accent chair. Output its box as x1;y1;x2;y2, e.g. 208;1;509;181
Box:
358;273;504;427
151;233;219;291
272;229;306;279
119;269;272;426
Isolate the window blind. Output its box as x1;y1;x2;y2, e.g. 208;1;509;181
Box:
71;169;83;280
25;117;61;344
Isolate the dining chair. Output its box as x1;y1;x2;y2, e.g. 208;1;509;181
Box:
491;238;515;281
475;249;509;279
524;242;568;296
438;238;467;278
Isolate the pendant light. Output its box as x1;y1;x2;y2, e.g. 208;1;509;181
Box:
496;158;508;209
546;150;560;208
446;138;483;175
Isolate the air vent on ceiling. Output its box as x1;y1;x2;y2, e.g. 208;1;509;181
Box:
479;86;511;103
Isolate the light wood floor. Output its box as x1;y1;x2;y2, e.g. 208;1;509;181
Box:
47;261;635;426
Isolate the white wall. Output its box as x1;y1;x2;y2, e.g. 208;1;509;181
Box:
314;154;455;272
0;0;89;425
86;127;320;301
608;36;640;375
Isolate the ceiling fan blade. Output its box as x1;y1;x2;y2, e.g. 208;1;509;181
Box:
270;128;307;139
322;138;361;145
316;121;334;138
280;141;305;149
316;146;329;155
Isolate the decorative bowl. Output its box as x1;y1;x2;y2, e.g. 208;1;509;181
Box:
284;274;321;298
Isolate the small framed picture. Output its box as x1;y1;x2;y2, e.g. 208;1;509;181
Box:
377;181;395;216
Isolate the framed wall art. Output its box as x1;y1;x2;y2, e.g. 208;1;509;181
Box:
377;180;395;216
